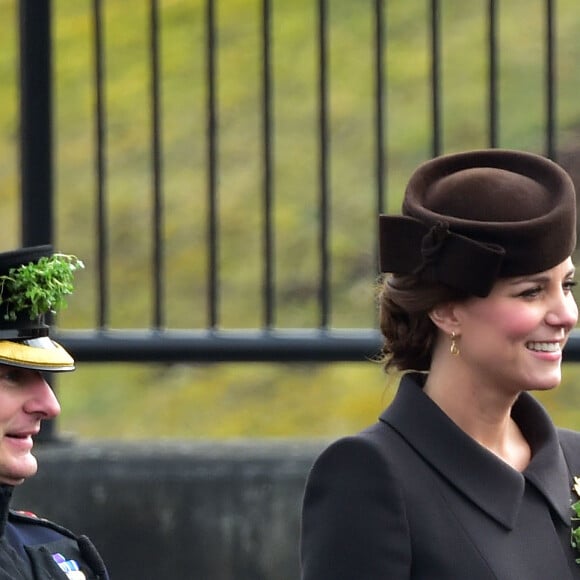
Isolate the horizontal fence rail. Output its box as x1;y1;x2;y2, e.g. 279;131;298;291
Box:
55;329;383;363
54;329;580;364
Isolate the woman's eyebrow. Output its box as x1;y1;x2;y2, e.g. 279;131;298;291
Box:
507;268;576;286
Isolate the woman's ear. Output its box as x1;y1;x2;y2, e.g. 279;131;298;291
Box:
428;302;460;335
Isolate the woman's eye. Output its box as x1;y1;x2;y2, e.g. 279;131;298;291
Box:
519;286;542;298
564;280;578;293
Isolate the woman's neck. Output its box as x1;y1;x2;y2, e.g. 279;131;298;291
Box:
424;364;531;471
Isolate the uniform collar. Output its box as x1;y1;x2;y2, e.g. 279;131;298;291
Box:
0;486;13;537
380;373;570;530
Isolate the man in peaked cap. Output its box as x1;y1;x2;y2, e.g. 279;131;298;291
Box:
0;246;109;579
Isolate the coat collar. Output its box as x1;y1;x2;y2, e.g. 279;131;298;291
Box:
380;373;571;530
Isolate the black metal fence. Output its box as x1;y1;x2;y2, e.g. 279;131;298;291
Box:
17;0;580;363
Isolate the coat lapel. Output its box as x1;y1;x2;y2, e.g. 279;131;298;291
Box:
513;394;571;525
380;373;570;530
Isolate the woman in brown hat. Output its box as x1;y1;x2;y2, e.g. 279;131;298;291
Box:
300;149;580;579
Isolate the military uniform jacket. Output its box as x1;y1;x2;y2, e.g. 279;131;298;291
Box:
301;372;580;579
0;486;109;580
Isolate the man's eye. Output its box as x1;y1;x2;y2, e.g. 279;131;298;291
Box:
0;370;22;383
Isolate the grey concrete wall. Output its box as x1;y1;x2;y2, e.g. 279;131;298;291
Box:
12;439;328;580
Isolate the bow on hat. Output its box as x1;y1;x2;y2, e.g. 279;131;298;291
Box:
379;215;506;297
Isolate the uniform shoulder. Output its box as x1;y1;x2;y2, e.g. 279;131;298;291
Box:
8;509;77;538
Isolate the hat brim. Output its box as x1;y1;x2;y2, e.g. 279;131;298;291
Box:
0;338;75;372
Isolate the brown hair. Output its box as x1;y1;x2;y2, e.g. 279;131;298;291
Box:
377;273;467;373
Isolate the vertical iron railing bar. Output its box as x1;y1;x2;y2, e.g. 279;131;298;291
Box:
261;0;275;329
206;0;219;329
19;0;56;441
149;0;164;328
430;0;441;157
19;1;53;248
545;0;556;159
92;0;108;329
487;0;498;148
317;0;330;328
373;0;386;277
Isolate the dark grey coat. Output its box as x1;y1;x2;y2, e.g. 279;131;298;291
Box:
300;373;580;579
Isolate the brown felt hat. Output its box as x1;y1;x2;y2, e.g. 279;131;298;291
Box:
379;149;577;296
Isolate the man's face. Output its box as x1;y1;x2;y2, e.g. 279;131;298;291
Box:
0;366;60;485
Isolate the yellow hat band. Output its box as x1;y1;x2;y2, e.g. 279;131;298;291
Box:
0;338;75;372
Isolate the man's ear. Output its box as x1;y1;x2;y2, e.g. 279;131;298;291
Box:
428;302;460;335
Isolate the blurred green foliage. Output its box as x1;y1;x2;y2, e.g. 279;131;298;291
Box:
2;0;580;438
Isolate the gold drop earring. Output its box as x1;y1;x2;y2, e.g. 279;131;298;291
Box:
450;331;460;356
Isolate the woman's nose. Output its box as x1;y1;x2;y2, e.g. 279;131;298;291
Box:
546;291;578;330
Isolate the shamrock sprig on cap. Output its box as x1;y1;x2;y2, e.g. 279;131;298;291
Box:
0;254;84;321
